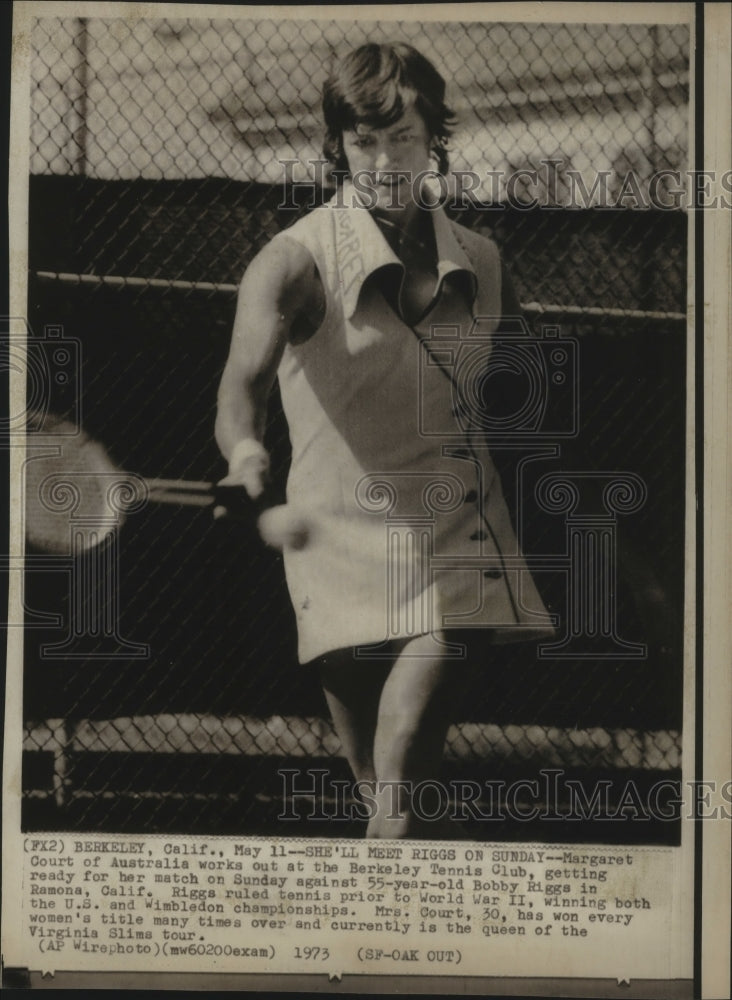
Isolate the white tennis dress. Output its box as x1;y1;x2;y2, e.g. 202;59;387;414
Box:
272;183;554;663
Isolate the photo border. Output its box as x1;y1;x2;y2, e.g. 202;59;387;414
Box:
3;2;730;996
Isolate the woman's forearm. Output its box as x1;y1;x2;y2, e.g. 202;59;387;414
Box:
215;367;273;461
216;236;315;464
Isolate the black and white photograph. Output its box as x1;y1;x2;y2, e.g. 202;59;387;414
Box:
19;4;689;840
3;1;730;995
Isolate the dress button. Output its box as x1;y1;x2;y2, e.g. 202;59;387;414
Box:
483;569;502;579
464;489;478;504
470;530;487;541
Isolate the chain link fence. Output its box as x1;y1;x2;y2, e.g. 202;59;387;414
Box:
22;14;688;838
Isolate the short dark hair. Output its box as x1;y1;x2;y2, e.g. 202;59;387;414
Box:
322;43;455;176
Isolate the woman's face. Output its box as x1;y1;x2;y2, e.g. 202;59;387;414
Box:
341;104;433;217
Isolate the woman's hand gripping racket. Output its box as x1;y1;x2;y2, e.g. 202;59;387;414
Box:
24;413;311;554
215;438;310;551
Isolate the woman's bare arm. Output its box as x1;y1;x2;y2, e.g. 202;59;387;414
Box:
215;236;316;495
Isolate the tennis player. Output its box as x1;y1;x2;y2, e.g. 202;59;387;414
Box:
216;42;554;838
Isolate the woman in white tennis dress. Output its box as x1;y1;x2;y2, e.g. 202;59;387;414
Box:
216;42;553;837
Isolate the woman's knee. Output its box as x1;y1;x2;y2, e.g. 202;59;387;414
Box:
378;644;453;735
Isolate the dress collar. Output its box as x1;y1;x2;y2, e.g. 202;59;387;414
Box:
330;181;477;319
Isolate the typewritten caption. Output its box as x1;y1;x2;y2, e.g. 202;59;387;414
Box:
16;835;679;979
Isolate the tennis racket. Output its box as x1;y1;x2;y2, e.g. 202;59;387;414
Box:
23;412;310;554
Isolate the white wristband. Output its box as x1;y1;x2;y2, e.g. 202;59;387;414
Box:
229;438;269;473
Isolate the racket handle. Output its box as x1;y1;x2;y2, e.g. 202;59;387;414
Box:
139;477;308;549
145;479;215;507
144;479;282;516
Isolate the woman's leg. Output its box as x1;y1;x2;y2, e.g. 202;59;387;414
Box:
319;650;390;786
368;632;456;839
